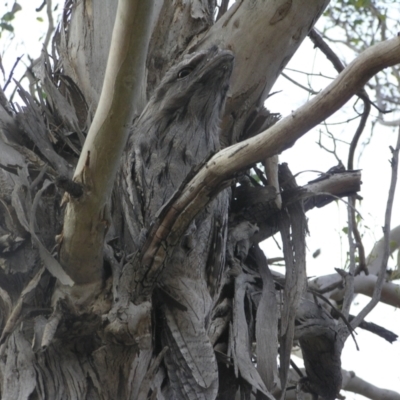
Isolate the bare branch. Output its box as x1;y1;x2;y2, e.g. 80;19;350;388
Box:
59;0;156;284
347;315;398;344
350;127;400;328
132;35;400;309
342;370;400;400
2;55;22;92
281;72;319;95
367;224;400;275
311;271;400;309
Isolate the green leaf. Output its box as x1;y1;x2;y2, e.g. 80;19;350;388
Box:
2;12;15;22
312;249;321;258
0;22;14;32
36;17;44;22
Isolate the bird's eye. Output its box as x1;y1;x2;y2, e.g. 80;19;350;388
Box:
177;67;193;79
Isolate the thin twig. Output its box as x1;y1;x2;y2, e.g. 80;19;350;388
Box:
322;114;363;126
348;99;371;171
351;197;368;276
348;97;370;276
308;288;359;350
290;359;304;378
309;27;370;279
2;55;23;92
308;28;387;114
317;128;341;162
281;72;319;95
308;29;345;72
350;127;400;329
285;66;334;80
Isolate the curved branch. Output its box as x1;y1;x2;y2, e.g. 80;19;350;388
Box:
342;370;400;400
341;275;400;309
367;224;400;275
135;37;400;299
311;272;400;309
350;129;400;328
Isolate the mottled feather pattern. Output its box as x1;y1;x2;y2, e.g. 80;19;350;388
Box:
123;47;234;399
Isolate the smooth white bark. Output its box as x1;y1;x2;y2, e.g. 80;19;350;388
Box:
60;0;156;283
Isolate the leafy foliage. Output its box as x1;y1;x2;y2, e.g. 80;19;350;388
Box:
0;2;21;36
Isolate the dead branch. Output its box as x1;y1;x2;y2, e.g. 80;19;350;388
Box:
367;224;400;275
348;315;398;343
309;28;370;276
350;127;400;329
311;270;400;309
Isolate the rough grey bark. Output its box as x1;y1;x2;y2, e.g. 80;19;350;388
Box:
0;1;399;400
295;300;342;400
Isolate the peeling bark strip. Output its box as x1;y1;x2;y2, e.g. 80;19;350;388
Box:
277;165;307;398
232;273;275;400
253;246;278;393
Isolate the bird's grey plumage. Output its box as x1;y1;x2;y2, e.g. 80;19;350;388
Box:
133;47;233;220
123;47;234;399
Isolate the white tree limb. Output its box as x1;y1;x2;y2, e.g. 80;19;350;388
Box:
367;224;400;275
331;274;400;308
311;272;400;308
59;0;155;284
342;370;400;400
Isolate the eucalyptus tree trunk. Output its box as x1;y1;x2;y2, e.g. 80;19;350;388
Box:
1;1;399;400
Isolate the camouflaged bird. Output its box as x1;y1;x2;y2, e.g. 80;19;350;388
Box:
123;47;234;399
